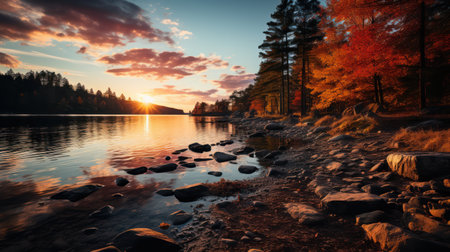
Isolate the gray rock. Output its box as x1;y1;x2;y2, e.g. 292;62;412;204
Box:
149;163;178;173
356;210;384;225
387;152;450;181
362;222;450;251
213;152;237;162
285;203;325;225
51;184;103;202
238;165;258;174
255;149;270;158
125;166;148;175
207;171;222;177
188;143;211;153
156;188;174;196
113;228;180;252
169;210;192;225
90;205;114;218
321;192;386;214
174;183;209;202
115;177;129;187
264;123;284;130
328;134;355;142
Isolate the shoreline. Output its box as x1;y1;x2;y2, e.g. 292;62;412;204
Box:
178;115;450;251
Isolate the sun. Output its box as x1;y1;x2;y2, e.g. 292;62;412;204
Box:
140;94;155;104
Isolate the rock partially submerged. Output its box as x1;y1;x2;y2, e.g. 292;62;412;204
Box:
285;203;325;225
174;183;209;202
194;158;213;162
51;184;103;202
169;210;193;225
156;188;174;196
213;152;237;162
181;162;196;168
188;143;211;153
208;171;222;177
232;146;255;155
321;192;386;214
115;177;129;187
149;163;178;173
238;165;258;174
90;205;114;218
387;152;450;181
125;166;147;175
113;228;180;252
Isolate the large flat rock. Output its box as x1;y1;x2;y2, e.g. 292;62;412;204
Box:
113;228;180;252
387;152;450;181
321;192;386;214
51;184;103;202
213;152;237;162
403;212;450;240
362;222;450;252
284;203;325;225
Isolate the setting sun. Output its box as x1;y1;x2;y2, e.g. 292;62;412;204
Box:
140;94;155;104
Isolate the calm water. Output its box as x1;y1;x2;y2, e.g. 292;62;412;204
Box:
0;115;285;250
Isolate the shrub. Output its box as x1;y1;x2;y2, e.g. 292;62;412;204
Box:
329;115;378;134
391;129;450;152
314;115;336;127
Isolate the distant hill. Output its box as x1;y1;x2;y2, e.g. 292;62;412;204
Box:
0;70;184;114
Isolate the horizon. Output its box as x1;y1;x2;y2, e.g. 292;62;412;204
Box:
0;0;290;112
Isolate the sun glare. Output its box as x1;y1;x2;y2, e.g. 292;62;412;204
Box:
140;94;154;104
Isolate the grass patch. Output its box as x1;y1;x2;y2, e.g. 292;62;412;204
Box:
392;129;450;152
329;115;379;134
314;115;336;127
204;179;248;197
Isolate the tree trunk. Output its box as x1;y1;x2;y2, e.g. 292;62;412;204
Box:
373;74;380;104
280;51;285;115
301;45;306;116
419;0;426;110
285;34;290;114
377;75;384;108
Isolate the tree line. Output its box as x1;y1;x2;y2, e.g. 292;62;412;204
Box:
234;0;449;115
0;70;184;114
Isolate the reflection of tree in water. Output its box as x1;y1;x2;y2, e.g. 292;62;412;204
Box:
192;116;232;136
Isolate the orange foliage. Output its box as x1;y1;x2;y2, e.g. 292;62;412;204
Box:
249;98;265;114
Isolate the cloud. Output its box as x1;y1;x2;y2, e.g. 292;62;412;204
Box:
98;48;228;80
161;19;179;26
0;52;20;68
0;0;174;48
149;85;218;97
231;65;246;74
212;73;255;91
170;27;192;39
77;46;87;54
0;47;97;65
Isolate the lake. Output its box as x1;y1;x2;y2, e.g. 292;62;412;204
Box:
0;115;285;251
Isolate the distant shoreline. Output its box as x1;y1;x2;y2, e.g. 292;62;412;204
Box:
0;113;187;116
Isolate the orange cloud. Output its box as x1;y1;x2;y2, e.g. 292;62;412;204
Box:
99;48;228;80
212;73;255;91
0;52;20;68
0;0;174;48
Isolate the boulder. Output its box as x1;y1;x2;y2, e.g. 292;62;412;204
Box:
232;146;255;155
284;203;325;225
213;152;237;162
238;165;258;174
264;123;284;130
387;152;450;181
125;166;147;175
362;222;450;251
208;171;222;177
328;134;355;142
90;205;114;218
156;188;174;196
356;210;384;225
113;228;180;252
314;186;335;198
321;192;386;214
188;143;211;153
149;163;178;173
165;156;171;160
255;149;270;158
174;183;209;202
219;140;234;146
169;210;192;225
51;184;103;202
115;177;129;187
403;212;450;240
177;156;190;161
194;158;213;162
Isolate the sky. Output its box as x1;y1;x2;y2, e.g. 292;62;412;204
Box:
0;0;285;112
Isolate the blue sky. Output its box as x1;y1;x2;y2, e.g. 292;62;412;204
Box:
0;0;307;111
